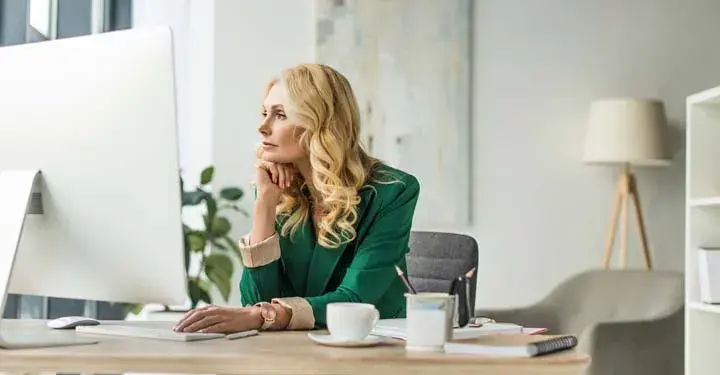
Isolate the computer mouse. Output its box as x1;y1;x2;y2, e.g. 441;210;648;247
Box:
47;316;101;329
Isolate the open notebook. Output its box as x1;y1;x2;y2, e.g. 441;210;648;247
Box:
371;319;547;340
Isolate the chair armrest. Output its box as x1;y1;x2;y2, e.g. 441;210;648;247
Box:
578;308;683;375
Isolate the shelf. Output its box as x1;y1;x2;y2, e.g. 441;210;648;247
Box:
690;197;720;207
688;86;720;106
689;301;720;314
687;85;720;375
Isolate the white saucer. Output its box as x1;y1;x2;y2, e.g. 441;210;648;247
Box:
307;332;386;347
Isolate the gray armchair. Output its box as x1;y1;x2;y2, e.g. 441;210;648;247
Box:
475;269;684;375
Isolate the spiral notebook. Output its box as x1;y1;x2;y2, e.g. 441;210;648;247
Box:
444;335;578;357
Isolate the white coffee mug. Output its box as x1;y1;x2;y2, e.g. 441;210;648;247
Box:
326;302;380;341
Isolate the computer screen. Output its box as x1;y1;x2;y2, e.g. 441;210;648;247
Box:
0;27;187;315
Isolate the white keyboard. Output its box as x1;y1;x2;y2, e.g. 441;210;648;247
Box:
75;325;225;342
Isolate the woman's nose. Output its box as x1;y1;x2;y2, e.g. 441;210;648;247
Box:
258;119;271;136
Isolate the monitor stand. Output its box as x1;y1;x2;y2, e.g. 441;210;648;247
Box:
0;170;99;349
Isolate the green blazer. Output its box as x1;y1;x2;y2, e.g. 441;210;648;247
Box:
239;164;420;328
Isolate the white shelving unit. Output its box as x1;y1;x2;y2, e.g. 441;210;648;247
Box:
688;301;720;314
689;197;720;207
686;85;720;375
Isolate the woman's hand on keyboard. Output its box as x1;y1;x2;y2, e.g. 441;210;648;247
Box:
173;305;263;334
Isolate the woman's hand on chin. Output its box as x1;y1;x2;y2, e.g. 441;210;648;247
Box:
255;160;298;205
173;305;263;334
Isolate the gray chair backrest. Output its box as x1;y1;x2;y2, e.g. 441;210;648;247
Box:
539;269;685;335
405;231;479;311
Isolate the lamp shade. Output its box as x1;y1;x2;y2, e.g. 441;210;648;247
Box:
582;98;671;166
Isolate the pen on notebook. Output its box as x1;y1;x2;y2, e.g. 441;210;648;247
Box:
395;265;417;294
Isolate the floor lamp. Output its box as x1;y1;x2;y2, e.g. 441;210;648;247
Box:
582;98;671;269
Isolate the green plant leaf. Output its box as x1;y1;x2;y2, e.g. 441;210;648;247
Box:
204;254;233;301
183;190;208;206
200;166;214;185
205;253;234;275
224;235;242;261
207;270;231;301
182;224;192;271
205;195;218;221
197;278;213;292
187;278;212;308
187;231;206;252
211;239;228;250
221;204;248;215
123;303;145;316
183;239;191;272
219;187;244;201
210;216;231;237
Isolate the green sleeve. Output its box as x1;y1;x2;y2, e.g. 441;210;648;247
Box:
239;260;282;305
239;185;295;305
306;176;420;327
238;239;297;305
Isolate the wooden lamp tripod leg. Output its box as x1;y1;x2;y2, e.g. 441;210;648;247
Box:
629;173;653;269
619;170;630;269
603;171;626;268
602;164;653;269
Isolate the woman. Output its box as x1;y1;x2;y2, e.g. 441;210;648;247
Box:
174;63;419;334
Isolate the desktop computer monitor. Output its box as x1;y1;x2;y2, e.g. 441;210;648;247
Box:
0;27;187;348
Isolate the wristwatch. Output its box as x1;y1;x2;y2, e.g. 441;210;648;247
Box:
254;302;276;331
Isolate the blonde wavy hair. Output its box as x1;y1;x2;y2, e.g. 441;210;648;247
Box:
262;63;388;248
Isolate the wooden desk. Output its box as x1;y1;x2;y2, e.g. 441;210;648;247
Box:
0;319;589;375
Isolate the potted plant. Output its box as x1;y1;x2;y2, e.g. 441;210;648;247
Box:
128;166;247;320
180;166;247;309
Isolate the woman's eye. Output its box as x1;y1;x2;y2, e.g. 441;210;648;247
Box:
276;113;286;120
260;111;267;118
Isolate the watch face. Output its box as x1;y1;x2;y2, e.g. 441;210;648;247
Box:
261;304;277;320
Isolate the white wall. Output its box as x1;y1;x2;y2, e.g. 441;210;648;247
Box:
471;0;720;307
